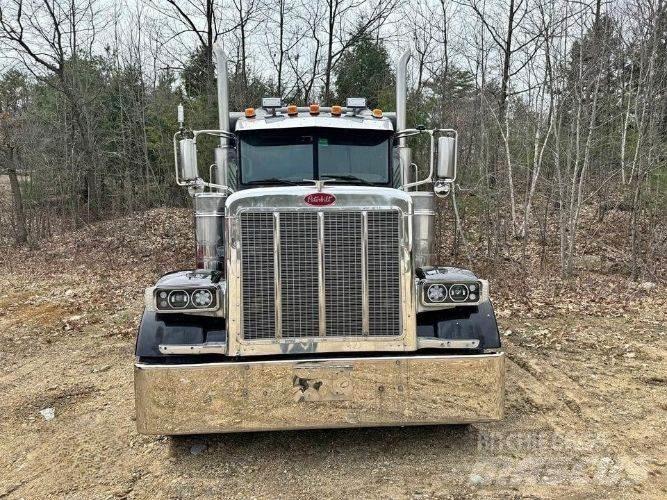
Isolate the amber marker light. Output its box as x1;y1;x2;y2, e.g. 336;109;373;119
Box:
244;107;256;118
372;108;383;118
287;104;298;116
309;103;320;115
331;105;342;116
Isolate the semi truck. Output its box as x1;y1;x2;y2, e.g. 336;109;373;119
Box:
134;45;505;435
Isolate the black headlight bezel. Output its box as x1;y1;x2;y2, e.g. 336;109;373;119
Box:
154;286;219;313
421;281;483;306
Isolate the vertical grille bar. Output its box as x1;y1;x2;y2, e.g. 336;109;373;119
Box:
360;211;369;335
273;212;282;338
317;211;326;337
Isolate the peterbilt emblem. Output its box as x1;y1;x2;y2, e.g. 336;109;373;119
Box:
304;193;336;206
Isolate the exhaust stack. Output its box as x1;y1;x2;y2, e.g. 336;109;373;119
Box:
193;43;231;272
213;43;230;188
396;49;412;187
397;49;435;267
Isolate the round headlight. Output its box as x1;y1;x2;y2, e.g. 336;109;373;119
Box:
449;284;469;302
192;288;214;308
426;284;447;303
168;290;189;308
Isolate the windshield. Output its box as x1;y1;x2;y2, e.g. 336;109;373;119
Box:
239;127;392;185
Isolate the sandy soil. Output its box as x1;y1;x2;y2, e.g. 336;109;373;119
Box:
0;209;665;499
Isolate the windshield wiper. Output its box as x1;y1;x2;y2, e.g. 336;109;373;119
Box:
320;174;372;185
244;178;299;186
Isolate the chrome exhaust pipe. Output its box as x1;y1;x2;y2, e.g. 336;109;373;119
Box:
192;43;230;273
396;49;412;187
213;43;230;142
396;49;411;146
212;43;230;190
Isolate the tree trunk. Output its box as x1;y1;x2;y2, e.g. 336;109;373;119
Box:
7;149;28;245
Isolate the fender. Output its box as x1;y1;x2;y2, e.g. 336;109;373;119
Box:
416;299;501;350
135;310;227;359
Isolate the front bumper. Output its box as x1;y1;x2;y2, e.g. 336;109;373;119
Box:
135;352;505;435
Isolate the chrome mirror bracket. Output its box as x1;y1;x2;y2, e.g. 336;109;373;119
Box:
434;180;452;198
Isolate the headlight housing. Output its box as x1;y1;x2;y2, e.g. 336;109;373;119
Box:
417;266;487;310
422;282;482;306
153;286;219;313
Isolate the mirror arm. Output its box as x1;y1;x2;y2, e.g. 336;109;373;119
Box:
394;128;423;140
402;130;436;190
194;129;236;141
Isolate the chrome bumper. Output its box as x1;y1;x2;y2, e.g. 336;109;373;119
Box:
135;353;505;435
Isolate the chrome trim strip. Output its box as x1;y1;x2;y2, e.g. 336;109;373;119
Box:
417;338;480;350
361;211;369;335
226;186;412;214
235;114;394;132
317;211;326;337
158;342;228;355
142;352;503;368
273;212;282;339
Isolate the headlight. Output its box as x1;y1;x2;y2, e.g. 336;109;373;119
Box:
426;284;447;302
448;284;469;302
192;288;213;308
168;290;190;308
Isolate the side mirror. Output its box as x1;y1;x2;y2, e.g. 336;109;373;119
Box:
437;136;456;180
179;138;199;181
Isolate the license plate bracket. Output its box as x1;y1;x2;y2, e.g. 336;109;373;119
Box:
292;364;353;402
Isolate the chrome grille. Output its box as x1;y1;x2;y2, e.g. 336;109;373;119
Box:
324;212;363;336
279;212;319;338
240;212;275;339
240;210;401;340
367;211;401;336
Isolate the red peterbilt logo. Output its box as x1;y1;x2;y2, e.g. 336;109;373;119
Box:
304;193;336;206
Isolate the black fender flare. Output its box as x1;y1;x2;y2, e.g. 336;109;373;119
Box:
135;310;227;358
416;299;501;350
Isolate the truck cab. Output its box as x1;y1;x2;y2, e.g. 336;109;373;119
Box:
134;46;505;435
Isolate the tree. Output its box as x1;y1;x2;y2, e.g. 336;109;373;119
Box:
0;70;29;244
333;34;394;109
0;0;104;217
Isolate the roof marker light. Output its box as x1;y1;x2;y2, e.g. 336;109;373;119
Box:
372;108;383;118
346;97;366;108
287;104;298;116
331;105;342;116
309;103;320;115
261;97;282;109
244;107;256;118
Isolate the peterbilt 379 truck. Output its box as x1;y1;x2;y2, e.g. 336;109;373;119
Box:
134;45;505;435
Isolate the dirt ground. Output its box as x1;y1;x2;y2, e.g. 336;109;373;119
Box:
0;209;665;499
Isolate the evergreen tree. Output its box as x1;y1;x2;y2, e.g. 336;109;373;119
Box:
333;34;394;109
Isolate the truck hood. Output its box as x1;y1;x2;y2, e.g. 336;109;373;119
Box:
225;185;412;215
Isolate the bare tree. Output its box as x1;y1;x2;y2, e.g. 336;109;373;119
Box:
0;68;29;244
467;0;542;236
0;0;105;217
